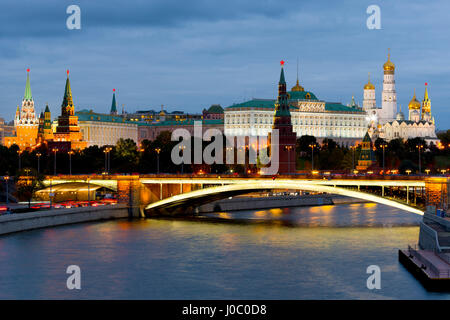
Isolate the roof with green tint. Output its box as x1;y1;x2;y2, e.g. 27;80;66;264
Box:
110;93;117;113
76;110;136;124
324;103;365;113
287;90;318;101
137;119;224;127
207;104;224;113
24;72;32;100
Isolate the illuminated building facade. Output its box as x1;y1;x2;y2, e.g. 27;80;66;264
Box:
4;69;39;149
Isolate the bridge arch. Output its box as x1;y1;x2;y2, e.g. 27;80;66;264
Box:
144;181;424;216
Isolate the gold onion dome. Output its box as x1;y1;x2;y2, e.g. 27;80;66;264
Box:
383;49;395;72
408;89;421;110
291;79;304;92
364;73;375;90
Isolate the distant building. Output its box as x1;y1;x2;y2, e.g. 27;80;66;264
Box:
138;119;223;143
76;109;138;147
4;69;39;149
0;118;14;145
202;104;224;120
126;105;202;123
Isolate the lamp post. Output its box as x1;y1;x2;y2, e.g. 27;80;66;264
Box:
103;147;112;174
17;150;23;171
309;143;316;171
381;143;388;174
179;145;186;174
155;148;161;174
285;145;293;174
36;152;41;174
350;145;356;171
4;176;9;205
416;144;423;174
52;148;58;175
49;178;53;209
68;151;74;175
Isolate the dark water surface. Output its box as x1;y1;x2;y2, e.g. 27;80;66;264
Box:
0;203;448;299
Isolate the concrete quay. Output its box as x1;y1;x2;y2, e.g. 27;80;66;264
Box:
0;204;130;236
400;208;450;291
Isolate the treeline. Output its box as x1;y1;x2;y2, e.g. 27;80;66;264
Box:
0;130;449;176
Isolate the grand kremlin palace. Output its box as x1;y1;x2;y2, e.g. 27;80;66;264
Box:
224;79;368;145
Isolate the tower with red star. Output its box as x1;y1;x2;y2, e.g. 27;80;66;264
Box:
270;61;297;174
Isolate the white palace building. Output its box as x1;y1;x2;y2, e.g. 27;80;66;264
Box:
224;72;368;145
224;51;438;145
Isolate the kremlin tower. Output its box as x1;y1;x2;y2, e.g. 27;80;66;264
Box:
269;61;297;174
49;70;86;151
380;49;397;123
5;69;39;149
421;83;432;122
110;89;118;115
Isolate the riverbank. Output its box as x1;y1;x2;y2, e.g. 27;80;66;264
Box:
197;194;367;213
0;204;129;236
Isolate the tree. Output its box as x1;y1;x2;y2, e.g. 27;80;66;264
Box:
15;168;44;208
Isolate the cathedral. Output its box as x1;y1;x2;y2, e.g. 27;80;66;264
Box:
363;50;438;143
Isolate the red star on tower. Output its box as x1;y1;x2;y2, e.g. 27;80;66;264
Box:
280;60;285;66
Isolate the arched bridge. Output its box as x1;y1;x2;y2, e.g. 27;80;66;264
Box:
39;175;448;217
144;179;425;216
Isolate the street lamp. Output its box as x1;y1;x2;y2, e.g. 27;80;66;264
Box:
52;148;59;175
179;145;186;174
103;147;112;174
36;152;42;174
68;151;74;175
416;144;423;174
406;169;411;175
4;176;9;205
17;150;23;171
425;169;430;175
380;143;388;174
155;148;161;174
285;145;293;174
350;145;356;171
309;143;316;171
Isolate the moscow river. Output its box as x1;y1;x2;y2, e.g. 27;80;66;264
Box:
0;202;449;299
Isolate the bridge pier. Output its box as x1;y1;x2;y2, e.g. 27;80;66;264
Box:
407;186;409;204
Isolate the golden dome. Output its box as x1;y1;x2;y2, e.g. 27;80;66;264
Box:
383;49;395;72
364;72;375;90
291;79;304;92
408;89;421;110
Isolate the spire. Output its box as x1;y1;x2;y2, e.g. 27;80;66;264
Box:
24;68;32;100
279;60;286;84
110;89;117;114
61;70;75;116
45;103;50;113
424;82;429;101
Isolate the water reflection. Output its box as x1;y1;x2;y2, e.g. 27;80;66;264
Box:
0;203;443;300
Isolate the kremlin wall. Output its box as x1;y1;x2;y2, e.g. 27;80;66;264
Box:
0;51;439;164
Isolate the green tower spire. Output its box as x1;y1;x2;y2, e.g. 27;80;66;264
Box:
61;70;74;116
24;68;32;100
110;89;117;114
